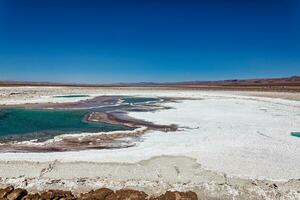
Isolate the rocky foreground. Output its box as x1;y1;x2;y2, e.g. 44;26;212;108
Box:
0;186;197;200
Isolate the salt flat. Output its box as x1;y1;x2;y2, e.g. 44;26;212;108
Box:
129;96;300;180
0;87;299;180
0;87;300;199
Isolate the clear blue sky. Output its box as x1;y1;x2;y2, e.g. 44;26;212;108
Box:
0;0;299;83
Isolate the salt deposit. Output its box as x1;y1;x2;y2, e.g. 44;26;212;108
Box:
0;88;299;181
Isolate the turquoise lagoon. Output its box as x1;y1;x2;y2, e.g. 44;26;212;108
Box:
291;132;300;138
0;96;161;142
0;108;131;141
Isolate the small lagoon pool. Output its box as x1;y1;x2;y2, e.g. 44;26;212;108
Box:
0;108;131;141
0;96;163;142
291;132;300;138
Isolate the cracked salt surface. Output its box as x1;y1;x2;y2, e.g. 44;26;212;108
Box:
128;96;300;180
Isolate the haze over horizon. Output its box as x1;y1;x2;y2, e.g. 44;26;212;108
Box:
0;0;299;84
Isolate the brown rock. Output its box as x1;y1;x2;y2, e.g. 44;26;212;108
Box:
61;191;74;200
22;193;41;200
0;186;14;198
0;187;198;200
40;191;54;200
115;189;147;200
7;188;28;200
40;190;74;200
79;188;116;200
151;191;198;200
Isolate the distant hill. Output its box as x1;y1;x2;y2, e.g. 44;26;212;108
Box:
121;76;300;87
167;76;300;86
0;76;300;88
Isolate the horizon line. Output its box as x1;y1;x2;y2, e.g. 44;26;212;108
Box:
0;75;299;86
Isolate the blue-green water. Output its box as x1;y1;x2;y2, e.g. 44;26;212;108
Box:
0;96;162;142
291;132;300;138
122;97;160;104
54;95;90;98
0;108;131;141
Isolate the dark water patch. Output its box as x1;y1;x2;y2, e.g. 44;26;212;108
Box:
122;97;160;104
291;132;300;138
54;95;90;98
0;108;132;142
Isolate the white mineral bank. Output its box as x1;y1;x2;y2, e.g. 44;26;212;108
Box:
0;88;300;181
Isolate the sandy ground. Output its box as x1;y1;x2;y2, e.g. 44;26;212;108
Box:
0;87;300;199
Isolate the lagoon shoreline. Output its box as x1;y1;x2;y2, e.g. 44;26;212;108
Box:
0;95;177;152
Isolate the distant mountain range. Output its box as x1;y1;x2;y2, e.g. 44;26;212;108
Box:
164;76;300;86
0;76;300;87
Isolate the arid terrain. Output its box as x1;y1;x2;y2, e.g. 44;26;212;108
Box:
1;76;300;91
0;83;299;200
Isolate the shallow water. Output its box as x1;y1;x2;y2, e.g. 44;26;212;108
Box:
0;108;131;142
0;96;162;143
122;97;160;104
54;95;90;98
291;132;300;138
